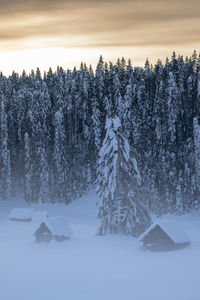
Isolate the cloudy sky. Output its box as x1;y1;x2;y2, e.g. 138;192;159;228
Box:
0;0;199;74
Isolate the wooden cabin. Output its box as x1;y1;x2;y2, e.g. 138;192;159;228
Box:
139;221;190;252
8;208;34;222
34;216;73;243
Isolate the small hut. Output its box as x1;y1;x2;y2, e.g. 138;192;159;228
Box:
34;216;73;243
8;208;34;222
139;221;190;251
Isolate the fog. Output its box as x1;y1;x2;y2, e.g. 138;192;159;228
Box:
0;191;200;300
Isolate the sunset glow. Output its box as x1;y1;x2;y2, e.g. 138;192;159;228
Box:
0;0;199;74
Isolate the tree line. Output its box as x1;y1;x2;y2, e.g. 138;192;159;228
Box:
0;51;200;219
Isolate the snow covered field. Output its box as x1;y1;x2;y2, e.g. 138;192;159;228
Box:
0;191;200;300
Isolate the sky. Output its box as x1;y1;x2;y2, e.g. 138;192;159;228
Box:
0;0;199;75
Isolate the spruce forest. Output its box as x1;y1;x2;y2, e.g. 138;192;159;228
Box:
1;51;200;220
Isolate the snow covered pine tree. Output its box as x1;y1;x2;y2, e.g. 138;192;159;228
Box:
97;116;151;236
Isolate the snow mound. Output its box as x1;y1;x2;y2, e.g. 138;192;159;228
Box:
8;208;34;222
140;220;190;243
42;216;73;237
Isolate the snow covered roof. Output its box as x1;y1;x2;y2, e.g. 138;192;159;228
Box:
139;220;190;244
41;217;73;237
8;208;34;221
32;211;48;222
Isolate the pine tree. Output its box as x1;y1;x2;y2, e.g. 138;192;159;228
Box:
193;117;200;209
97;116;151;236
91;95;102;153
38;140;49;203
53;107;72;203
0;96;11;200
113;73;123;116
24;132;32;203
175;174;184;215
122;78;133;138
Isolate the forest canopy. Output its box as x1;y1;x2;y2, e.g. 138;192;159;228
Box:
0;51;200;217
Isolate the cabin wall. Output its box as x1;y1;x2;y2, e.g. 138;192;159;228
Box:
10;217;32;222
142;225;190;251
35;223;52;243
143;226;173;244
54;235;69;242
142;226;175;251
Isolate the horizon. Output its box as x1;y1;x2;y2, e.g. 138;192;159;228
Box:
0;49;199;77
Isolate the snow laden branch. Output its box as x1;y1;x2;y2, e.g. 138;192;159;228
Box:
96;116;151;236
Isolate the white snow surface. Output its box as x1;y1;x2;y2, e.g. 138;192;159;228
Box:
40;216;73;237
8;208;34;221
105;116;121;133
140;220;190;243
32;210;48;222
0;191;200;300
